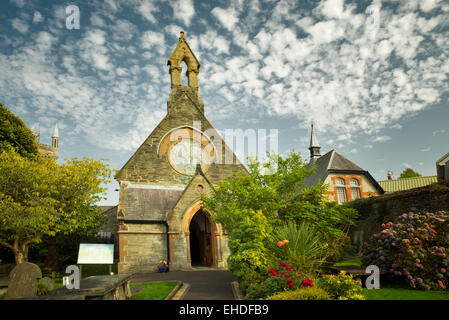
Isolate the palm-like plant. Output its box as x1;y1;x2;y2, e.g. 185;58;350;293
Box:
271;221;328;276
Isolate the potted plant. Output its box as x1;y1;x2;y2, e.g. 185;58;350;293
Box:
158;260;168;273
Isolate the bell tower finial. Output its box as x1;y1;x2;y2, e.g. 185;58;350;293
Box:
167;32;200;89
309;121;321;162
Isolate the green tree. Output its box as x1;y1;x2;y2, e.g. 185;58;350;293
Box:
399;168;422;178
0;102;39;159
0;149;111;264
202;151;358;290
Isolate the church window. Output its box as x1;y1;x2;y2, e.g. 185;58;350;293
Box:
335;178;347;204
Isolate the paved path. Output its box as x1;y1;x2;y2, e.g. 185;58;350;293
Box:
131;268;237;300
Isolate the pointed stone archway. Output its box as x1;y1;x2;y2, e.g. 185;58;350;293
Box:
189;209;215;266
180;201;227;269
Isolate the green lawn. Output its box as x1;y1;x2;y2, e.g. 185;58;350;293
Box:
363;287;449;300
333;257;362;267
130;281;179;300
79;263;118;278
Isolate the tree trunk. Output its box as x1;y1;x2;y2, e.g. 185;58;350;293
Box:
13;246;28;265
44;238;60;272
1;234;42;266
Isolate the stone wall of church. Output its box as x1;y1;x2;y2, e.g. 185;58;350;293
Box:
118;223;168;274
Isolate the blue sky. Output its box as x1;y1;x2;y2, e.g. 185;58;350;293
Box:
0;0;448;205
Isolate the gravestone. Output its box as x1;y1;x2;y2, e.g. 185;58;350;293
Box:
5;262;42;299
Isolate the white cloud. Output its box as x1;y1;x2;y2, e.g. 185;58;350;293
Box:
421;147;431;152
135;0;158;23
11;18;29;34
403;163;413;168
170;0;195;27
432;129;446;136
420;0;442;12
9;0;25;7
32;12;44;23
373;136;392;143
164;25;185;39
90;14;106;28
141;30;166;55
79;29;113;71
111;19;137;42
211;6;240;30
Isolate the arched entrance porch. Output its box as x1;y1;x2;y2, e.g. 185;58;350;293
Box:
178;201;228;269
189;209;215;266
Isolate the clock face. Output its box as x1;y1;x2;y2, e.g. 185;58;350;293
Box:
169;139;210;175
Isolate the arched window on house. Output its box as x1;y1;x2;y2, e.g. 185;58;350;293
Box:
350;178;361;200
335;178;347;204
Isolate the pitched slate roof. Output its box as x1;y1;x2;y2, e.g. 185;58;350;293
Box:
378;175;437;193
123;186;185;221
304;149;384;193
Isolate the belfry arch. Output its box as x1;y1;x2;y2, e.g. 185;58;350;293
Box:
167;31;200;88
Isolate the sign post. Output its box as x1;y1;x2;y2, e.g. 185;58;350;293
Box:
77;243;114;279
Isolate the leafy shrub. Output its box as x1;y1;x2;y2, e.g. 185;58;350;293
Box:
269;222;327;275
223;209;272;294
247;262;315;299
267;287;330;300
362;211;449;290
317;271;365;300
37;281;49;296
245;280;273;300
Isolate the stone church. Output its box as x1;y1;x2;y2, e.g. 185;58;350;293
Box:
115;32;247;274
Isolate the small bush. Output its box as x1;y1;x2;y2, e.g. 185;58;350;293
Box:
362;211;449;290
267;287;330;300
245;281;272;300
317;271;365;300
37;282;49;296
248;262;314;299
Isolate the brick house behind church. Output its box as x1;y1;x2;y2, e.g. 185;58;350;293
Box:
114;32;247;274
304;124;384;203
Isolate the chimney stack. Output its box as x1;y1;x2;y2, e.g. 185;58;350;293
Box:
387;171;392;180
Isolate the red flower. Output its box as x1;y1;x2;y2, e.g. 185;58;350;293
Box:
286;266;293;271
279;262;288;268
288;283;294;288
268;268;277;276
301;279;314;288
280;272;285;278
287;277;292;283
277;240;289;247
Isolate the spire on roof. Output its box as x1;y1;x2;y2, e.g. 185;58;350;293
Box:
308;121;321;162
310;122;319;148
